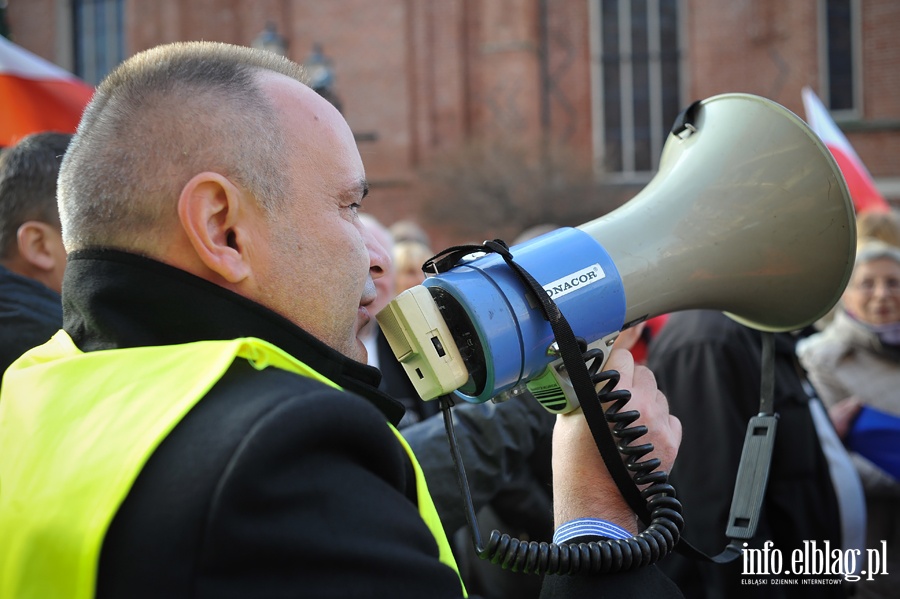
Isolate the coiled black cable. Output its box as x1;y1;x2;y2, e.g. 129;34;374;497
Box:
442;343;684;575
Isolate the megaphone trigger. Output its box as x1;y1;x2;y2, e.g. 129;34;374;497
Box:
524;333;618;414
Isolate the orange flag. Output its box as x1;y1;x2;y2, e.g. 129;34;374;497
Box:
0;36;94;147
801;86;891;214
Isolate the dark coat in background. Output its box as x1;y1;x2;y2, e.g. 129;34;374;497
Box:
0;263;61;373
647;310;844;599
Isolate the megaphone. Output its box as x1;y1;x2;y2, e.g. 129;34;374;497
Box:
377;93;856;409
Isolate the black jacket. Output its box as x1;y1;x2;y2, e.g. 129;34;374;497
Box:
647;310;844;599
59;249;681;599
0;263;62;373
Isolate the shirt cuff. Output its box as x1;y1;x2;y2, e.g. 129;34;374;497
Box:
553;518;633;544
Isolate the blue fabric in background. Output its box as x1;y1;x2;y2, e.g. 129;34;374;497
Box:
847;405;900;481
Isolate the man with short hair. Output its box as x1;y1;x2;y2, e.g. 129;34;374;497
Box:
0;131;70;373
0;42;682;598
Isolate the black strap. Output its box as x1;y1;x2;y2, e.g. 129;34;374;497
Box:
759;331;776;416
423;243;491;276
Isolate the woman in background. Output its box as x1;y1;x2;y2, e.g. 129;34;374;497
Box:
393;239;433;294
798;239;900;599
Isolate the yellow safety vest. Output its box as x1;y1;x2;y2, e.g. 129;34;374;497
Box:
0;331;464;598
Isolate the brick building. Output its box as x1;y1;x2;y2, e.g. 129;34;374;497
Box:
6;0;899;247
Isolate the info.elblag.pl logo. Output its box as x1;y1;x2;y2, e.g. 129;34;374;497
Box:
741;540;889;586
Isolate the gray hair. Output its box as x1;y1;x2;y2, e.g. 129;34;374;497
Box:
58;41;307;252
855;239;900;267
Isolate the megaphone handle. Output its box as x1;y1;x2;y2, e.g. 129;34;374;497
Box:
487;243;662;524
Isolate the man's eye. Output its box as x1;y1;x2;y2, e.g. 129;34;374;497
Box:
349;202;362;213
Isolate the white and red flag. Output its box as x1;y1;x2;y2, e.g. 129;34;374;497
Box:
0;35;94;148
801;86;891;214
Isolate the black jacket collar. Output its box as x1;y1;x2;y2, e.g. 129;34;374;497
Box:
62;249;405;425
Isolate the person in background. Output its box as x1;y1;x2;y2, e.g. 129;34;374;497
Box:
0;41;683;598
855;209;900;249
797;240;900;599
393;238;433;294
0;131;71;373
647;309;861;599
355;214;395;370
359;213;439;427
390;218;432;247
814;208;900;332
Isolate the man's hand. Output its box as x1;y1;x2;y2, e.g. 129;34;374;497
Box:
551;348;682;534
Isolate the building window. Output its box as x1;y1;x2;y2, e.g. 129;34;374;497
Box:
72;0;125;85
590;0;682;179
821;0;860;115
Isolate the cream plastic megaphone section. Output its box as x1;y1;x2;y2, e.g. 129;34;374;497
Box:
580;93;856;332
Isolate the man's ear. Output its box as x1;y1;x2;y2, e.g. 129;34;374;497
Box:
16;221;63;272
177;173;253;284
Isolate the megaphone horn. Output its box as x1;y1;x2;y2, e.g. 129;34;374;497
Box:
377;93;856;404
582;93;856;332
